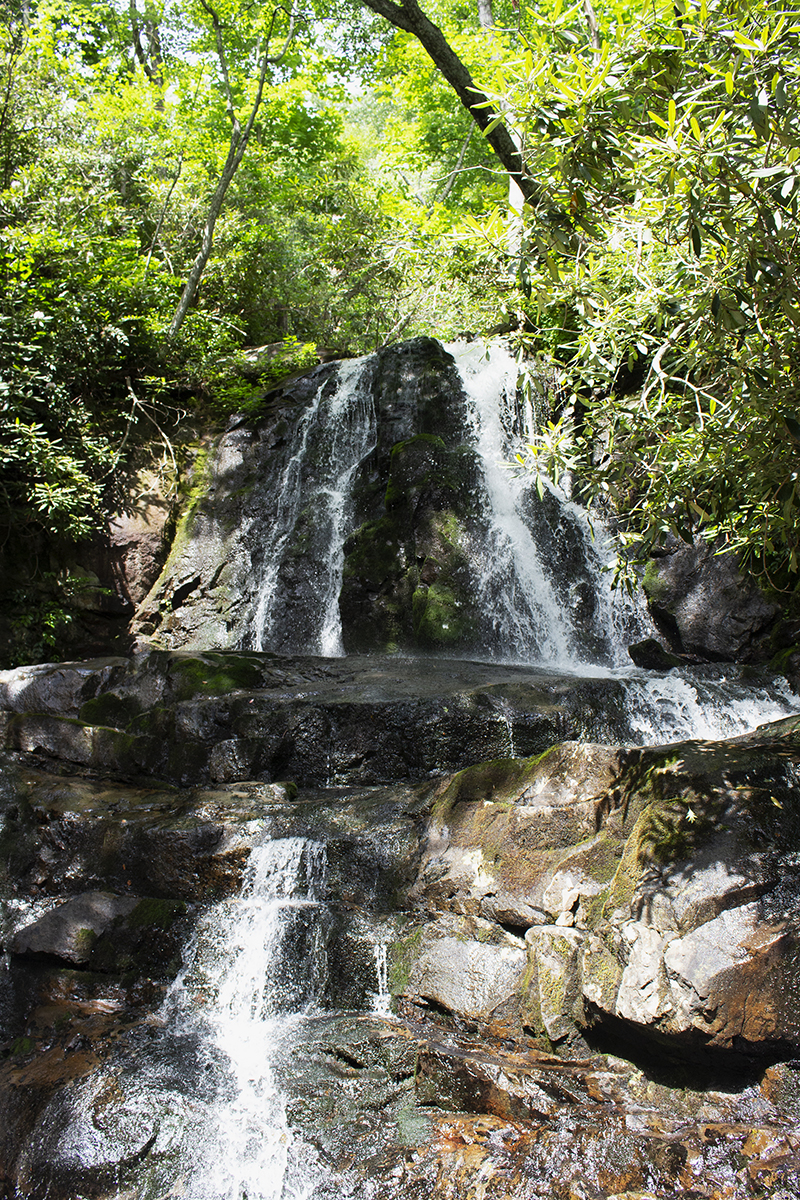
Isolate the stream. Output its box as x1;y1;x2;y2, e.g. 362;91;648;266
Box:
1;339;799;1199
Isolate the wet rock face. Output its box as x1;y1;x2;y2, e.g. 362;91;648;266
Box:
128;339;477;656
339;434;485;652
643;539;779;661
0;650;636;788
397;725;800;1060
123;337;629;663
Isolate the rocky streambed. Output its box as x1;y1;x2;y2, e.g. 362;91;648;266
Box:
0;650;799;1199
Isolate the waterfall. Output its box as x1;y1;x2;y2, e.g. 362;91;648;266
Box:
7;336;800;1200
250;357;377;656
625;668;800;743
451;340;649;667
155;836;329;1200
370;939;391;1017
242;337;648;667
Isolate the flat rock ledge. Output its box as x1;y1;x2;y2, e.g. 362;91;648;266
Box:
0;650;640;786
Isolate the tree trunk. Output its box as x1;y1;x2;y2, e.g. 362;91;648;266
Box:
167;162;236;338
360;0;540;206
477;0;493;28
168;5;296;339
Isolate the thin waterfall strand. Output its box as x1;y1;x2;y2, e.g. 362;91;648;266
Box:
252;358;376;656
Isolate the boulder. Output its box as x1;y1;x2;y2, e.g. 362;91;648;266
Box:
8;892;189;976
397;914;527;1026
404;721;800;1059
8;892;139;964
643;540;779;661
628;638;683;670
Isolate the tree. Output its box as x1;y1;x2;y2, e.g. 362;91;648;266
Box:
479;0;800;589
168;0;297;337
359;0;542;204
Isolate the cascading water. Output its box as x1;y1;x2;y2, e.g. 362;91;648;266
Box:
243;338;647;667
6;338;800;1200
446;340;800;739
236;336;799;741
141;836;329;1200
451;340;648;667
250;356;377;656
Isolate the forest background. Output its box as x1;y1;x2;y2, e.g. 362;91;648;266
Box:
0;0;798;663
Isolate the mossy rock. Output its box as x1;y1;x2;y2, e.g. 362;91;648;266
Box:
388;925;425;997
90;898;189;976
641;558;674;608
342;516;406;587
431;756;542;822
412;580;474;647
384;435;474;517
167;652;266;700
78;693;143;730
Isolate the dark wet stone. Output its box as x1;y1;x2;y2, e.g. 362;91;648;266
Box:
8;892;140;964
643;540;779;662
628;637;684;670
0;651;638;787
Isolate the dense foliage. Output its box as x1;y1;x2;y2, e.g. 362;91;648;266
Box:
483;0;800;590
0;0;507;574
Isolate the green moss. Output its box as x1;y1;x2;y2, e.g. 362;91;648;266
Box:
393;433;446;453
74;926;98;955
126;898;187;930
384;437;478;521
642;559;673;607
431;756;533;821
769;642;800;674
125;706;173;736
78;692;142;729
388;927;424;996
342;516;404;584
578;836;621;887
139;443;214;616
584;941;622;1008
412;581;469;646
168;652;265;699
583;886;611;929
8;1036;34;1057
519;957;554;1052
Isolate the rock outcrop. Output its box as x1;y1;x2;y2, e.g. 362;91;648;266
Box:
397;723;800;1061
1;648;799;1199
0;650;639;787
125;339;635;664
643;539;780;661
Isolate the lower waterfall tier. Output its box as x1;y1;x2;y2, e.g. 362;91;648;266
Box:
2;728;800;1199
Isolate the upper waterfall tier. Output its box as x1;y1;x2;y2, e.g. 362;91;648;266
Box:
132;338;649;668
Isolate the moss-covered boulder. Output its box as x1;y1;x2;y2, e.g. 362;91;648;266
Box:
402;720;800;1059
8;892;189;978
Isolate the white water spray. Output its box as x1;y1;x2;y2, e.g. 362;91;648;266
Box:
159;836;329;1200
370;941;391;1017
252;357;377;656
449;340;650;667
625;669;800;744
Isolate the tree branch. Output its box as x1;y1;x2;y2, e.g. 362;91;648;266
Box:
360;0;541;206
168;5;297;337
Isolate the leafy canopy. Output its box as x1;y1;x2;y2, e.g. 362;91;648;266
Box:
472;0;800;590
